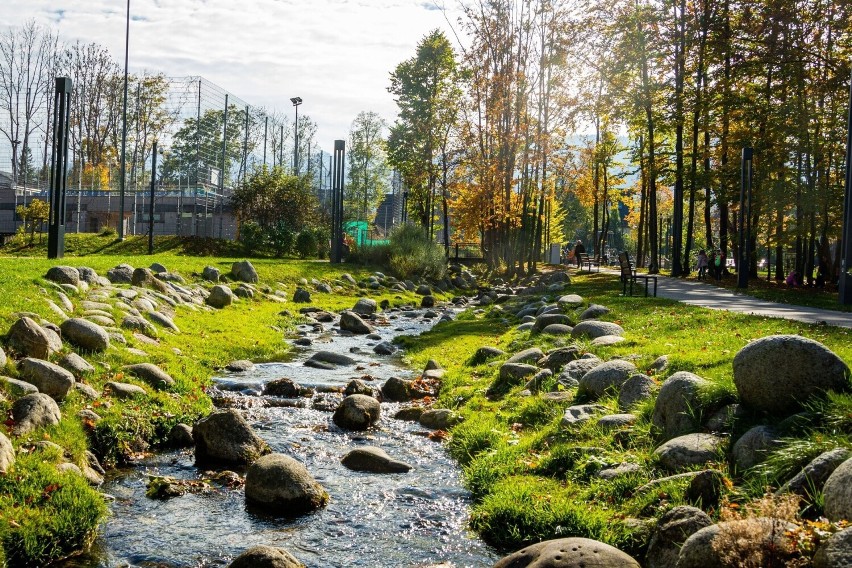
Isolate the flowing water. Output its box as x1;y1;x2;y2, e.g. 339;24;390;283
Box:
67;305;499;567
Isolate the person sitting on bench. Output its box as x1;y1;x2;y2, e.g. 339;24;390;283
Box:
573;240;585;269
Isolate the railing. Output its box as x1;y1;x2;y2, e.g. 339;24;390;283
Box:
451;242;483;262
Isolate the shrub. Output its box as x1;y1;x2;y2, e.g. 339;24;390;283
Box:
312;227;331;259
387;224;447;279
295;231;318;258
239;221;266;254
268;222;294;257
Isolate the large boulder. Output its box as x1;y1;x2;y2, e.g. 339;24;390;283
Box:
572;321;625;339
60;317;110;352
7;316;61;359
46;265;80;286
813;526;852;568
0;432;14;473
731;425;782;471
231;260;259;283
12;392;61;434
340;446;412;473
778;448;851;498
122;363;175;389
676;518;796;568
18;358;75;401
332;394;380;430
206;285;234;308
823;456;852;522
352;298;377;316
732;335;851;416
646;506;713;568
493;537;640;568
652;372;710;440
244;453;328;514
578;360;638;399
654;434;726;472
228;545;305;568
193;409;270;465
339;311;375;334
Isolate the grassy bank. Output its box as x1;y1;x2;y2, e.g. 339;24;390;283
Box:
0;238;438;565
399;271;852;557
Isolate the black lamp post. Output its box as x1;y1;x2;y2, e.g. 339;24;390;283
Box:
290;97;302;174
840;67;852;304
118;0;130;240
738;147;754;289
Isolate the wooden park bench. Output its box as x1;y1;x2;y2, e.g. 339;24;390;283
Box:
577;253;600;272
618;251;658;297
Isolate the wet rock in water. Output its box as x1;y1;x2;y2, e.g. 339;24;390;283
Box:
373;341;397;355
0;376;39;396
381;377;416;402
561;404;607;426
46;265;80;286
7;316;62;359
419;408;461;430
60;317;110;351
619;373;656;411
580;304;610;320
813;526;852;568
332;394;381;431
0;432;14;473
308;351;355;366
652;371;710;440
341;446;412;473
231;260;259;283
824;456;852;522
293;337;312;346
732;425;783;471
578;360;637;400
572;320;625;339
245;453;328;514
18;358;75;401
12;393;61;434
469;346;505;365
493;537;640;568
352;298;377;316
420;295;435;309
654;434;726;472
304;359;335;370
339;311;375;334
394;406;425;422
265;378;310;398
105;381;147;399
226;359;255;372
122;363;175;389
293;288;311;303
733;334;851;416
193;409;271;465
645;506;713;568
228;545;305;568
344;379;380;398
202;266;221;282
169;423;195;448
206;285;234;309
58;352;95;376
778;448;851;498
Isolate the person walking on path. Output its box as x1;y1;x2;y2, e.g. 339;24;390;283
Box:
573;240;586;268
696;249;709;280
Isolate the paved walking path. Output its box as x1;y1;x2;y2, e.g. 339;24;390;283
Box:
596;268;852;329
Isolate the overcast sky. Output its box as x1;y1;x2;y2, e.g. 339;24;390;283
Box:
4;0;463;153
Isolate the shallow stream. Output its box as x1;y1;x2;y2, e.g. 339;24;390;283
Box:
66;305;499;567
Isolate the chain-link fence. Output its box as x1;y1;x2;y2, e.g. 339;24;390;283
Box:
1;75;329;239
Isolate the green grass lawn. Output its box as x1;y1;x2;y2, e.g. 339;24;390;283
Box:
400;271;852;556
0;235;438;565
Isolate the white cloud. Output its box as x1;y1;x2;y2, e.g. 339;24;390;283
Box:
3;0;464;151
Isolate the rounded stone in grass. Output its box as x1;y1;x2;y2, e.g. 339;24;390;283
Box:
60;317;110;352
12;392;61;435
494;537;640;568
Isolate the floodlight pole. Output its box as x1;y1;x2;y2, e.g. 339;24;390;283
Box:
331;139;345;263
48;77;72;259
291;97;302;174
840;68;852;304
738;147;753;289
118;0;130;240
148;140;157;254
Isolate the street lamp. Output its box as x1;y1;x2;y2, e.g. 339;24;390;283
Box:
118;0;130;240
290;97;302;174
